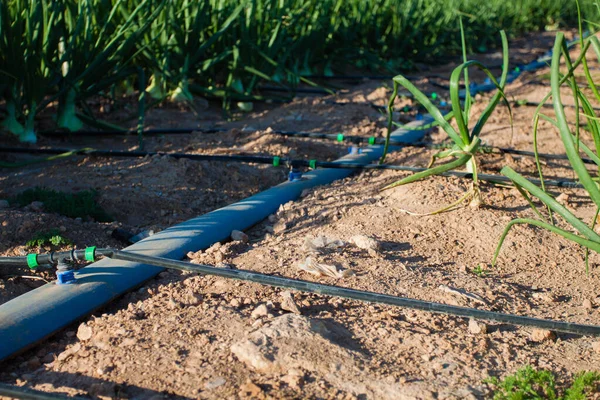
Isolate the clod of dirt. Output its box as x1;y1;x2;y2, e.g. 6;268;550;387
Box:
269;221;287;235
205;377;227;390
280;291;301;315
531;292;558;303
251;304;269;319
231;230;249;243
230;314;354;374
583;299;593;310
76;323;93;341
281;369;305;389
468;319;488;335
297;257;353;279
592;342;600;354
349;235;381;252
57;343;81;361
303;236;345;253
239;380;264;399
29;201;44;212
530;329;556;342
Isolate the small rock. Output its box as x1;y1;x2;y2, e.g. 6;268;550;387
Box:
592;341;600;354
583;299;593;310
0;200;9;209
230;298;242;308
29;201;44;212
77;323;93;341
273;221;287;235
280;291;301;315
468;319;488;335
120;337;137;347
239;380;263;398
282;368;305;389
350;235;381;252
57;343;81;361
42;353;55;364
205;377;226;390
300;189;311;198
251;304;269;319
556;193;570;205
27;357;41;369
531;292;558;303
530;329;556;342
231;230;249;243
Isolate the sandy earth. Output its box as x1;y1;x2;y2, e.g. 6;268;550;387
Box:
2;29;600;398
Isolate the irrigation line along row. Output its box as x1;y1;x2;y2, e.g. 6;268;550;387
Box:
2;247;599;336
0;146;584;189
37;126;595;166
110;250;599;336
0;383;74;400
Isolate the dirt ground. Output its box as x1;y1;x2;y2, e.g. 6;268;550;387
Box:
2;29;600;399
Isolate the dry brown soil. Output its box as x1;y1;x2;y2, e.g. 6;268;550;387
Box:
2;30;600;399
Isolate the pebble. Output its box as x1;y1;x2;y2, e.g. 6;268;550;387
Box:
282;373;304;389
120;338;137;347
239;380;263;398
27;357;41;369
0;200;9;209
272;221;287;234
205;377;226;390
231;230;249;243
251;304;269;319
280;291;301;315
350;235;381;252
77;323;93;341
530;329;556;342
468;319;488;335
29;201;44;212
583;299;593;310
592;341;600;354
230;298;242;308
41;353;55;364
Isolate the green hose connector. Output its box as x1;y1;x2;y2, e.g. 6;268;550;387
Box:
85;246;96;262
368;137;376;145
336;133;344;142
272;156;280;167
309;159;317;169
26;254;38;270
431;92;438;100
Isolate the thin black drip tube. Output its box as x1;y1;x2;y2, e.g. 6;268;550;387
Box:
107;250;600;336
0;383;77;399
35;127;597;166
0;146;585;189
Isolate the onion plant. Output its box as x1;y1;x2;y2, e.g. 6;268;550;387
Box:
379;27;510;211
52;0;164;132
493;20;600;269
0;1;61;143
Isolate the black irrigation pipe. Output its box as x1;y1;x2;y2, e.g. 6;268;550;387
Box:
112;251;600;335
2;247;600;336
258;86;336;95
0;146;584;189
0;383;76;400
15;123;600;165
